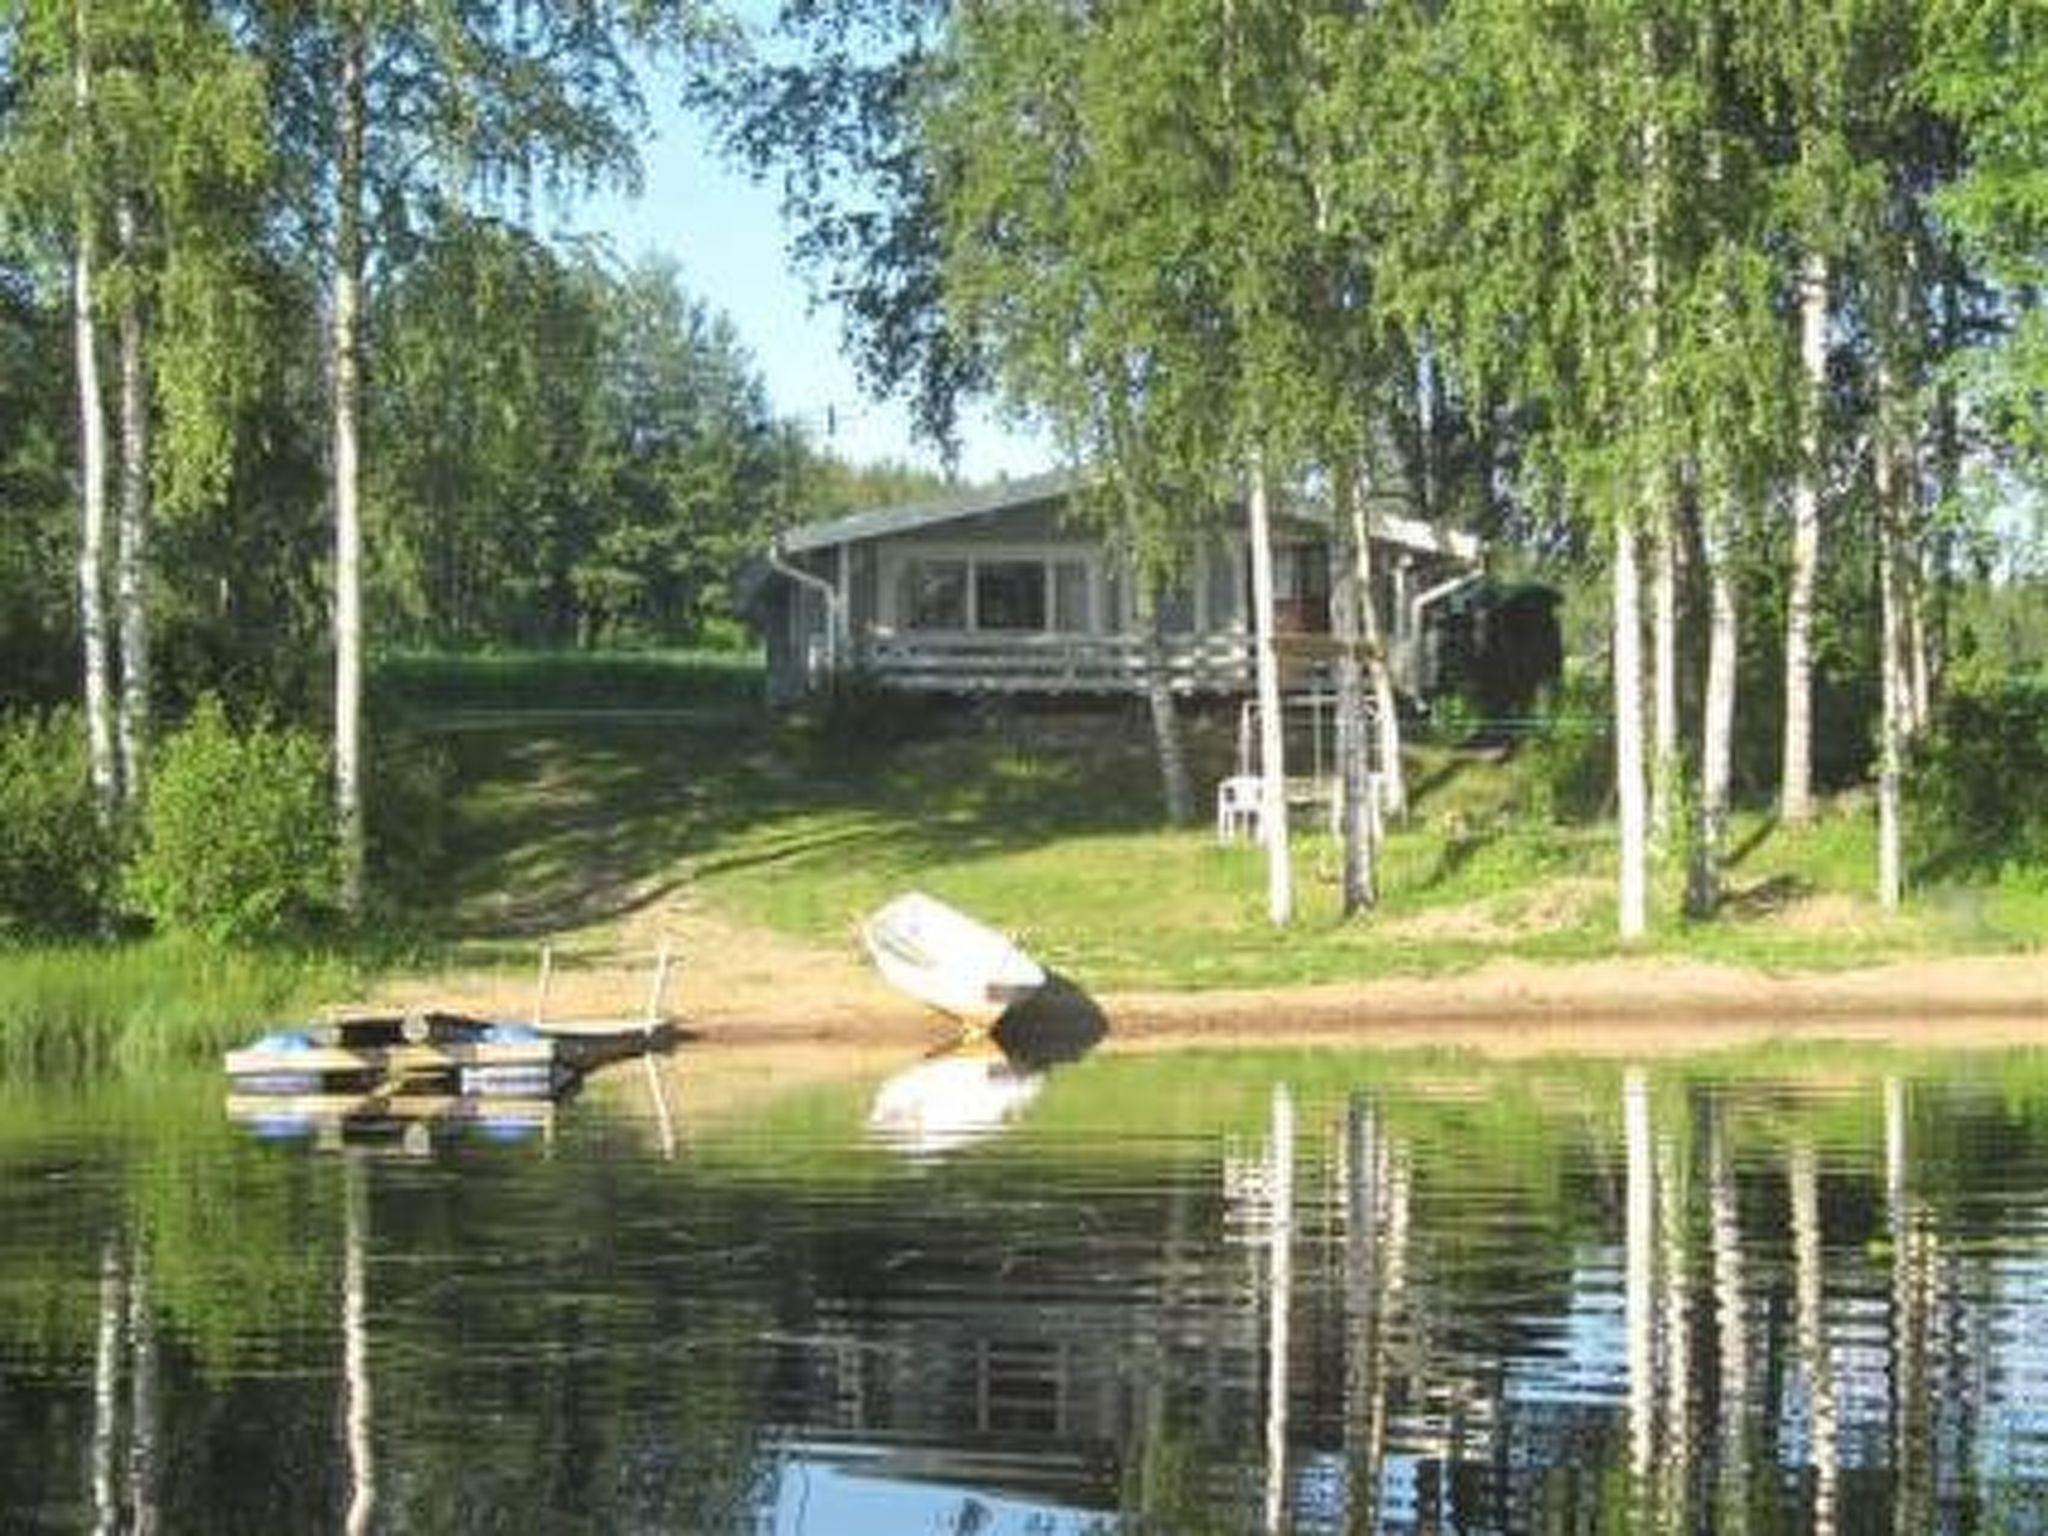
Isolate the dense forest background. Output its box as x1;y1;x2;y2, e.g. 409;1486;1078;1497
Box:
3;0;2048;944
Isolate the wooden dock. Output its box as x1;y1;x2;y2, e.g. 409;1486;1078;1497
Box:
224;1009;675;1097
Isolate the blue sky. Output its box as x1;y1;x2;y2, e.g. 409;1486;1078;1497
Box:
560;81;1048;486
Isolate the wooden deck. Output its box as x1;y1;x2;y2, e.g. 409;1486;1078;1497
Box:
859;633;1255;694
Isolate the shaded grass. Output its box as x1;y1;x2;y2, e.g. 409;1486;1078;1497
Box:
401;654;2045;989
0;940;356;1079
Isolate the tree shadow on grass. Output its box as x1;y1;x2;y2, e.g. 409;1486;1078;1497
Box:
1720;873;1814;919
1417;823;1499;893
1726;814;1780;871
424;704;1180;942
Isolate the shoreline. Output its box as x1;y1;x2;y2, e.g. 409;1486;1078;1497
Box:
372;910;2048;1061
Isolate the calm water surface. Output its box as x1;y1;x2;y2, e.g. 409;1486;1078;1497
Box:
5;1045;2048;1533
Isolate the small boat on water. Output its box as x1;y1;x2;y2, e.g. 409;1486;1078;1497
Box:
861;891;1046;1029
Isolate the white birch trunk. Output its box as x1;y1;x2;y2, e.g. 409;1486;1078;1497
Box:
115;196;150;806
1355;463;1405;822
1614;521;1650;941
1783;250;1830;825
1247;461;1292;926
1331;466;1374;914
1143;643;1195;828
1651;513;1680;846
333;15;368;913
1689;502;1738;917
1906;552;1932;740
73;0;116;818
1876;425;1907;911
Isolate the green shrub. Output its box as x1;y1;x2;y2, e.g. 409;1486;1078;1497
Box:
0;708;118;938
127;698;340;942
1913;669;2048;873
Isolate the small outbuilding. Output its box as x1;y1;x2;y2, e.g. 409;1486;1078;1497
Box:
746;469;1485;706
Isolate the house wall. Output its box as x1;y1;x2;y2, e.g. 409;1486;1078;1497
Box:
764;495;1474;701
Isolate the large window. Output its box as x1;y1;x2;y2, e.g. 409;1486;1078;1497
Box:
895;553;1095;634
901;559;968;631
975;561;1047;631
1052;561;1091;632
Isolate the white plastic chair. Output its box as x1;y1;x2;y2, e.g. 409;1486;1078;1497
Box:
1215;774;1264;844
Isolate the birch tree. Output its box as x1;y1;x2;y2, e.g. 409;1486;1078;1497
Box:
1365;0;1698;941
3;0;269;815
251;1;666;910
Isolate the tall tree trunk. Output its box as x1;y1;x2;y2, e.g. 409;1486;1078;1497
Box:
1614;520;1649;941
1247;460;1292;926
1330;465;1375;914
1876;412;1908;911
1688;497;1738;917
333;12;368;913
1138;591;1194;827
1356;461;1406;822
1783;249;1829;825
1651;510;1680;845
115;196;150;807
1906;551;1932;740
73;0;116;819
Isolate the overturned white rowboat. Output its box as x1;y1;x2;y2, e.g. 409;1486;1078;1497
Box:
861;891;1046;1028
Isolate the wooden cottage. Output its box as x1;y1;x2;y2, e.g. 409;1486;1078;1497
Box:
748;469;1482;705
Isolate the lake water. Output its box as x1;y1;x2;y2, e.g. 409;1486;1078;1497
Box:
5;1045;2048;1533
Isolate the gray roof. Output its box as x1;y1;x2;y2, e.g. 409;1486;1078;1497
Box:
777;469;1084;554
773;465;1480;563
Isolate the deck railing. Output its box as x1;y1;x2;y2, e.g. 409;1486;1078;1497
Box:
858;632;1256;694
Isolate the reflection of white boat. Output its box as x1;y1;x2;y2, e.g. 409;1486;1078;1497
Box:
861;892;1046;1028
868;1054;1044;1155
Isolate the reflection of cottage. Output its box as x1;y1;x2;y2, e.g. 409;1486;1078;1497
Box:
746;470;1484;706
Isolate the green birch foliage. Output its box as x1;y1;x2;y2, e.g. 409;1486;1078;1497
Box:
0;0;271;516
925;0;1240;567
1358;2;1693;531
1925;0;2048;461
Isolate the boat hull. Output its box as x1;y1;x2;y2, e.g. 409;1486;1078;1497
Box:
861;892;1046;1027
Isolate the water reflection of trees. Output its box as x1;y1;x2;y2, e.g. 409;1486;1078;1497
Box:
6;1064;2048;1530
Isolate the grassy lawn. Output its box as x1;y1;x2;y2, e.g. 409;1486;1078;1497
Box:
405;651;2047;990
